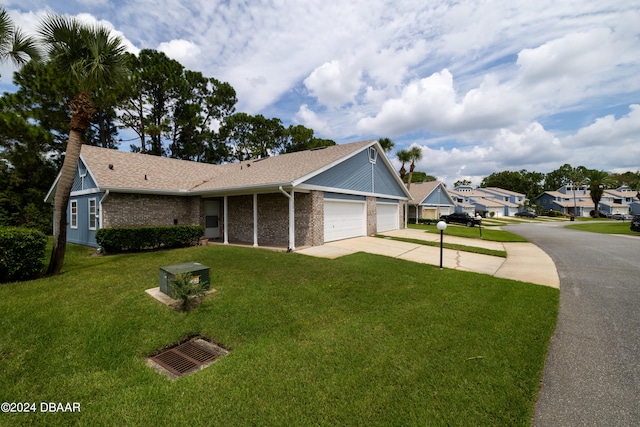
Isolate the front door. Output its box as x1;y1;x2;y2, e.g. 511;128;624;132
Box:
204;200;220;239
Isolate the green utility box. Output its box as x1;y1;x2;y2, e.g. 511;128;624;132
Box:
159;262;210;298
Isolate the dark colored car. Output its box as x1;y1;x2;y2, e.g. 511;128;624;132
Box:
440;212;481;227
631;215;640;232
515;211;537;218
590;210;611;218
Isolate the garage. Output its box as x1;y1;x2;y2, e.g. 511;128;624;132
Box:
324;200;366;242
376;202;399;232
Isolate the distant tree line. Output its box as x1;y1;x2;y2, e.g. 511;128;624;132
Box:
0;48;334;233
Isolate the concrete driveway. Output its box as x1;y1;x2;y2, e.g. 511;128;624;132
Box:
297;228;559;288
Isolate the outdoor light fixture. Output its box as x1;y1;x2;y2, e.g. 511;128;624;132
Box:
436;220;447;270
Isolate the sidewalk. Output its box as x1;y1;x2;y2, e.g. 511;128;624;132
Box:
296;228;559;288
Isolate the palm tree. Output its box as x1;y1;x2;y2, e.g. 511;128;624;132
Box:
584;169;614;217
377;137;394;153
396;149;411;182
567;165;586;217
0;7;40;73
406;146;423;189
39;14;128;275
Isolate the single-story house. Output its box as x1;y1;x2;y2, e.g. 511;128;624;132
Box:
406;181;456;221
45;140;412;250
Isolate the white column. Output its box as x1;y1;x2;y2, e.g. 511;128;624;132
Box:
253;193;258;247
223;196;229;244
289;190;295;250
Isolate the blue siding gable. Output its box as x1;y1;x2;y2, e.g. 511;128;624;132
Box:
71;158;97;193
423;187;454;205
67;192;103;248
303;149;406;198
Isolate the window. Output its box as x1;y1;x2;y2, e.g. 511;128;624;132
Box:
70;200;78;229
368;147;378;164
88;198;97;230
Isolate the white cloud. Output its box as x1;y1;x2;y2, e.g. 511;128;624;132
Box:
157;39;201;70
294;104;330;136
304;60;362;108
356;69;527;137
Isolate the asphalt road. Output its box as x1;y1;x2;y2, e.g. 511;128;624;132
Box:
507;222;640;426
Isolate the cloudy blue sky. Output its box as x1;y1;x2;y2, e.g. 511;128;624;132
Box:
1;0;639;186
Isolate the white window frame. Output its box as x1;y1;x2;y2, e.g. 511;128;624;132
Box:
88;198;97;230
70;200;78;229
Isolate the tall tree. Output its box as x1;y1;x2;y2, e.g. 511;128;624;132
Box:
396;149;410;182
454;179;472;187
169;70;237;161
0;107;57;233
481;169;544;202
280;124;335;154
118;50;184;155
39;14;128;275
0;7;40;73
377;137;394;153
584;169;614;217
406;146;423;189
219;113;287;161
567;165;587;217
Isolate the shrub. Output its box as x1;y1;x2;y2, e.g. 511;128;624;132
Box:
171;272;210;311
0;227;47;283
95;225;204;254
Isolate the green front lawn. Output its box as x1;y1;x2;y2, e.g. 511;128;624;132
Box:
409;223;528;242
0;243;558;426
566;220;639;235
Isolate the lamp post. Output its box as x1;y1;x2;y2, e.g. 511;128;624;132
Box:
476;214;483;238
436;220;447;270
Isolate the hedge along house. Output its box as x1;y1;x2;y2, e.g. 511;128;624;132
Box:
45;140;411;250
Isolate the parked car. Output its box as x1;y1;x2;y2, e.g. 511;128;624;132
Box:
631;215;640;232
612;213;633;221
439;212;481;227
514;211;537;218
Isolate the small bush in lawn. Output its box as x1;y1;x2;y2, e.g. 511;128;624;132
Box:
0;227;47;283
171;272;209;311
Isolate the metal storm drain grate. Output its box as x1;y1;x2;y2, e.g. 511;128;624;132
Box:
148;337;228;379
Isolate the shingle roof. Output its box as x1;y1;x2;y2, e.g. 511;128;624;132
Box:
407;181;452;206
75;139;377;194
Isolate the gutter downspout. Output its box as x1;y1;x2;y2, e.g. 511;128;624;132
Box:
99;189;109;230
279;186;295;251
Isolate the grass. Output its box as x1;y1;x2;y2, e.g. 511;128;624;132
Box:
0;242;558;426
408;223;529;242
566;220;639;235
379;235;507;257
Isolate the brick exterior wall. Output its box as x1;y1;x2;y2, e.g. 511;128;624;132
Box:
101;189;394;248
366;196;376;236
102;193;201;228
296;191;324;247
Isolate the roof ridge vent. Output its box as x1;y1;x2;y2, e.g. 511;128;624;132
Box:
310;146;328;151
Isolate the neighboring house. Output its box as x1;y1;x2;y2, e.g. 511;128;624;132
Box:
406;181;456;221
448;186;520;217
480;187;527;207
535;184;639;217
535;188;594;217
45;140;412;250
600;186;639;216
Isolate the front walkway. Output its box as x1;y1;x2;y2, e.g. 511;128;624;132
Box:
296;228;559;288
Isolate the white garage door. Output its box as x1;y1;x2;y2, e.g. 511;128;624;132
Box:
377;203;399;232
324;200;366;242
